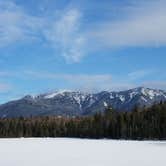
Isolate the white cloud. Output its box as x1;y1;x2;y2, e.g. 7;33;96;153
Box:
142;81;166;90
1;69;166;92
0;83;11;92
24;71;111;91
25;70;166;91
128;70;153;80
45;9;85;63
0;0;166;62
91;0;166;48
0;1;43;46
0;71;12;77
0;1;85;63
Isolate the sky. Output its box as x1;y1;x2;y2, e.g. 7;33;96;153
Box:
0;0;166;103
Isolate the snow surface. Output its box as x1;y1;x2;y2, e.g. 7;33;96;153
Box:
103;101;108;107
0;138;165;166
141;96;148;102
119;95;125;102
44;90;71;99
110;93;114;99
44;92;61;98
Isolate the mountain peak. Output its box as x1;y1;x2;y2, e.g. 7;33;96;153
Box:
44;90;73;99
1;87;166;118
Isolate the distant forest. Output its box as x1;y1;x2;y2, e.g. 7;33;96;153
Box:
0;102;166;139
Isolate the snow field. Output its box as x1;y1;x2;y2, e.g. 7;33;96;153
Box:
0;138;165;166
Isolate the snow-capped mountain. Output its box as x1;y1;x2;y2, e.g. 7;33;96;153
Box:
0;87;166;118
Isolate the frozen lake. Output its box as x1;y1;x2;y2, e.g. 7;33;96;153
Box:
0;138;165;166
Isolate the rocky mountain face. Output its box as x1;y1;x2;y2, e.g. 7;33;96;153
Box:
0;87;166;118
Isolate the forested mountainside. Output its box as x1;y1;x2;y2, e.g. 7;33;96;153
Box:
0;101;165;139
0;87;166;118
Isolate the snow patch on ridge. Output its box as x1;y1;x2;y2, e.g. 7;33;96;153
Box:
103;102;108;107
119;95;125;102
141;96;147;102
44;90;72;99
110;93;114;99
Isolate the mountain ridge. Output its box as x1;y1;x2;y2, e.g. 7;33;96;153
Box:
0;87;166;118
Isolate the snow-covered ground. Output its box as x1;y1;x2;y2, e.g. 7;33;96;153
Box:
0;138;165;166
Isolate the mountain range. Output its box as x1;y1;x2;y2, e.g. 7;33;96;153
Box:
0;87;166;118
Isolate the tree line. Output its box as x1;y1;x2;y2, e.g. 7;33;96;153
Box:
0;102;165;139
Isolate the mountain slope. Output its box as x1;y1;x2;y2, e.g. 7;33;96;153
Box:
0;87;166;118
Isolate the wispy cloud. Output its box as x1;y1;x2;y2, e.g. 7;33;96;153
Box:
0;71;12;77
24;71;112;91
0;1;43;46
91;0;166;48
0;1;85;63
142;81;166;90
0;0;166;63
128;70;153;80
1;69;166;95
23;70;166;91
0;83;11;93
45;9;85;63
0;70;112;91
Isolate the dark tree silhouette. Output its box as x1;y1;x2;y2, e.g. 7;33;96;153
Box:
0;102;165;139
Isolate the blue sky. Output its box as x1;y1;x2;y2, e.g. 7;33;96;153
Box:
0;0;166;103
